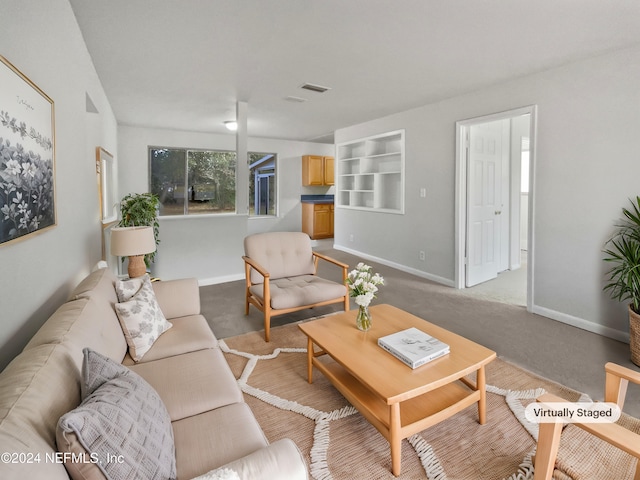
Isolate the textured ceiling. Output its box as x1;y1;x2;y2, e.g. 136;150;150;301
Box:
69;0;640;143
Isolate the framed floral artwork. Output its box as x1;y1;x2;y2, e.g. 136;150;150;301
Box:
0;55;56;247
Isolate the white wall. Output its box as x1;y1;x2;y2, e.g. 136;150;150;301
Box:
0;0;118;370
334;45;640;340
117;126;333;283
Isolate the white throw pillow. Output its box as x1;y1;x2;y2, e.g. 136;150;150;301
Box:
192;467;240;480
115;275;172;362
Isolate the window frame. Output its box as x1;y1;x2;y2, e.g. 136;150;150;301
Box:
248;152;277;218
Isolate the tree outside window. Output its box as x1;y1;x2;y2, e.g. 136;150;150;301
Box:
150;147;276;217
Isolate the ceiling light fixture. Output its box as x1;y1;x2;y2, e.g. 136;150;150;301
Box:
284;96;308;103
224;121;238;131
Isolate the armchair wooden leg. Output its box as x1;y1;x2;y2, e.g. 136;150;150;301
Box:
245;290;250;315
264;308;271;342
534;421;563;480
343;295;350;312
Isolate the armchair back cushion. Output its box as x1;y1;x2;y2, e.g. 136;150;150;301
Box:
244;232;315;284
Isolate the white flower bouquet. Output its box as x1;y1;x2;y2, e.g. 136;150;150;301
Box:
346;262;385;307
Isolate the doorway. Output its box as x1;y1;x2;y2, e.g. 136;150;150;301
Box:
454;106;536;311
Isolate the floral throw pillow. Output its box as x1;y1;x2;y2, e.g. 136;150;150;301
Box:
115;275;172;362
115;274;147;302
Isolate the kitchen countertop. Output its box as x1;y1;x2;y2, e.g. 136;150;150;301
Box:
301;194;334;204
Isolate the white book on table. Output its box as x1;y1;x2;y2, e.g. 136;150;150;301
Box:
378;327;450;369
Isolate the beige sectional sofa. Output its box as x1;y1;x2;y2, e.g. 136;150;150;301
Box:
0;266;308;480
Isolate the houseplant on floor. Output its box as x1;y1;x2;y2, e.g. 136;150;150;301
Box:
603;196;640;366
118;192;160;267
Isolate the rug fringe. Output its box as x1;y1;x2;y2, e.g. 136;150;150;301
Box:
502;449;536;480
408;434;449;480
487;385;546;441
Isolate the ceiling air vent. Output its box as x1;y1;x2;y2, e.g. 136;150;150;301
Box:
300;83;331;93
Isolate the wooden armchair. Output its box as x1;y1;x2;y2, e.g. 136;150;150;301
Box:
534;362;640;480
243;232;349;342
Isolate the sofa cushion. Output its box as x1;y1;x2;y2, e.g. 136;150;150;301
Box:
244;232;316;284
172;402;268;480
115;275;173;362
24;297;127;367
57;349;176;480
129;348;243;421
122;315;217;365
249;275;347;310
151;277;201;318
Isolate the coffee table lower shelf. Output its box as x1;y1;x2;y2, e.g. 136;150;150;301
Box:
313;356;482;475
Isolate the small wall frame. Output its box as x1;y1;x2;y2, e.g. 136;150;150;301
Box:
96;146;117;224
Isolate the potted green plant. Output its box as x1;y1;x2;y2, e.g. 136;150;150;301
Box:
603;196;640;366
118;192;160;266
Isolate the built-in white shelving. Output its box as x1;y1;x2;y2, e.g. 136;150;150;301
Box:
336;130;404;213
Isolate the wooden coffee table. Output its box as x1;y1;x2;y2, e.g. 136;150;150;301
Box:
298;304;496;476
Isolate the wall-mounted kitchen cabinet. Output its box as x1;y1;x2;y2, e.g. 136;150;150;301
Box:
302;155;334;186
336;130;404;214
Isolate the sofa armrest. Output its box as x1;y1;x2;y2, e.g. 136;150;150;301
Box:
193;439;308;480
152;278;200;319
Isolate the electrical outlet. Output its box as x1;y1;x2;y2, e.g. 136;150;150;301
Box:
420;188;426;198
349;234;354;242
419;251;425;261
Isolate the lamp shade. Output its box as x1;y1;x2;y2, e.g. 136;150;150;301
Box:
110;226;156;257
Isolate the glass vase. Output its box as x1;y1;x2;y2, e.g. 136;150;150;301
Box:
356;304;372;331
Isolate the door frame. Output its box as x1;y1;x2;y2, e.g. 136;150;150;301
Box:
454;105;537;311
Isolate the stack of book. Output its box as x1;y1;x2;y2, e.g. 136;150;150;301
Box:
378;327;450;369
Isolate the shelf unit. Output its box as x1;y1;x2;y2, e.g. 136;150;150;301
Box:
336;130;404;214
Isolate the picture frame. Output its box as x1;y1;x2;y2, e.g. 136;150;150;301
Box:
101;221;119;270
96;146;117;224
0;55;56;247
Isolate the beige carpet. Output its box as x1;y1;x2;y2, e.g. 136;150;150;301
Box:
220;323;639;480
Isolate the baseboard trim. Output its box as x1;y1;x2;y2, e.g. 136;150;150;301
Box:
333;245;455;287
198;273;244;286
532;305;630;344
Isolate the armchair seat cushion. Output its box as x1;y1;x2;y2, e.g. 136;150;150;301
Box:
250;275;347;310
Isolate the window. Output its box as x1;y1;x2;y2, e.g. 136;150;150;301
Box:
150;147;276;217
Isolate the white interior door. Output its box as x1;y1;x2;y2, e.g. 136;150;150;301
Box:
466;120;505;287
